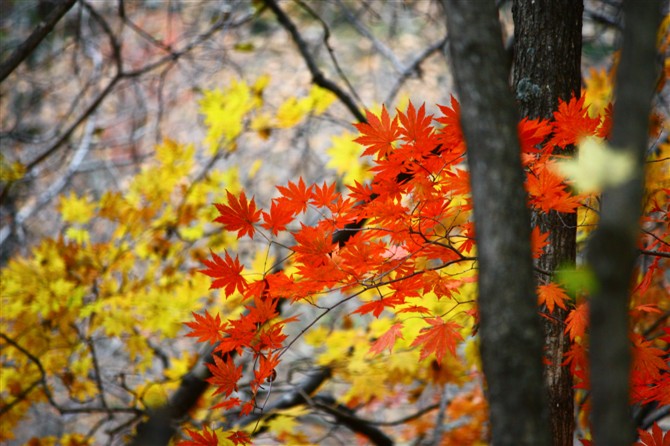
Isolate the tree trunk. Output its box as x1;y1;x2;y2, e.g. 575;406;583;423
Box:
587;2;663;445
512;1;582;444
444;1;551;444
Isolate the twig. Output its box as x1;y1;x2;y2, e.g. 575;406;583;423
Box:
263;0;367;124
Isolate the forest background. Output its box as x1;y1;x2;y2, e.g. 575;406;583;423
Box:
1;1;668;445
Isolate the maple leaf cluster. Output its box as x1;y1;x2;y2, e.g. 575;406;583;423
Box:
185;94;670;441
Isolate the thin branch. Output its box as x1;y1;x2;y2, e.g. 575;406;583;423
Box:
385;35;449;105
639;249;670;259
295;0;364;105
428;384;451;446
0;0;78;82
263;0;367;124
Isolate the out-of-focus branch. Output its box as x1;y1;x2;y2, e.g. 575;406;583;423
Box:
263;0;367;124
0;5;257;203
232;367;332;429
0;0;78;83
385;35;448;105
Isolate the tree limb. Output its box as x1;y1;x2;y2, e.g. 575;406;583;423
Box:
443;0;551;443
0;0;78;83
263;0;367;124
586;2;663;445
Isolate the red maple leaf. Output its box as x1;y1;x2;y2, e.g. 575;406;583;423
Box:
214;190;261;238
531;226;550;259
185;310;226;345
199;250;247;296
211;396;241;410
261;199;294;235
253;351;281;387
292;223;334;266
537;282;569;313
311;181;338;208
548;94;600;148
636;422;670;446
436;97;466;155
397;102;436;148
518;117;552;154
565;302;588;341
352;295;406;318
179;426;218;446
354;105;400;159
410;318;463;365
228;431;252;446
207;354;243;398
369;323;404;355
526;164;581;213
631;333;669;382
276;177;313;215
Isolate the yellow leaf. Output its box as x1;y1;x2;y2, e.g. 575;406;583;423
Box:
276;97;309;128
556;137;636;193
326;131;371;184
59;192;95;224
64;227;90;245
307;85;335;115
0;154;25;182
266;414;299;436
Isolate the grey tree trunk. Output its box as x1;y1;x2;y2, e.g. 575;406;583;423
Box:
587;2;663;445
511;1;582;444
444;1;551;444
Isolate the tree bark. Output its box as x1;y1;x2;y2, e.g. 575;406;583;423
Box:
511;1;582;444
587;2;663;445
443;1;551;444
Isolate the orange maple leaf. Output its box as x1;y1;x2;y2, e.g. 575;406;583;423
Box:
531;226;550;259
276;177;313;215
199;250;247;296
369;323;404;355
518;117;553;154
311;181;338;208
214;190;261;238
354;105;400;159
185;310;226;345
261;200;294;236
207;355;243;398
537;282;569;313
410;318;463;365
565;302;588;341
436;96;466;155
397;101;436;149
548;94;600;148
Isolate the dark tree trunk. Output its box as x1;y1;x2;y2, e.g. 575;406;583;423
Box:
444;1;551;444
512;1;582;444
587;2;663;445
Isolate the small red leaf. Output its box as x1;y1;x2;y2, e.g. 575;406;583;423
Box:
369;323;404;355
537;282;569;313
214;190;261;238
185;310;226;345
410;318;463;365
199;250;247;296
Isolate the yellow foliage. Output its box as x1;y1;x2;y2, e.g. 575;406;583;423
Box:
199;78;263;153
59;192;96;225
326;131;372;184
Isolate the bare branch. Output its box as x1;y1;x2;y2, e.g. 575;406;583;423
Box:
0;0;78;82
263;0;367;124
